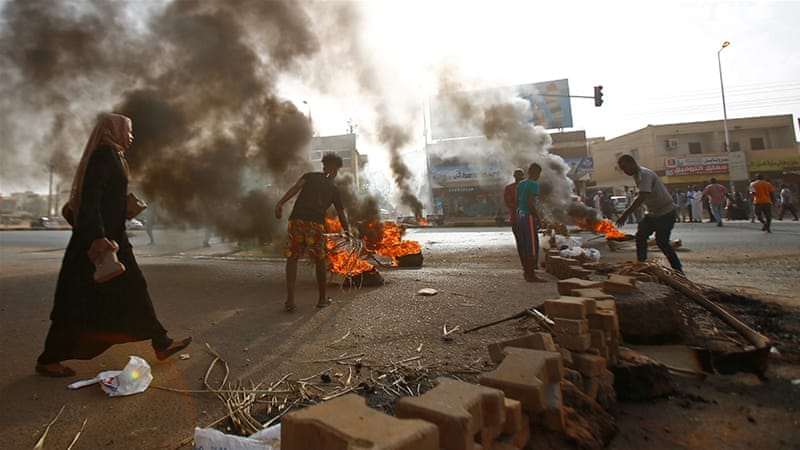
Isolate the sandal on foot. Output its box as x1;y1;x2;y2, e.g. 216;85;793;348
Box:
155;336;192;361
36;363;76;378
284;302;296;312
316;297;334;308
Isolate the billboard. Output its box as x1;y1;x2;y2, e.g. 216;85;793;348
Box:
429;79;574;140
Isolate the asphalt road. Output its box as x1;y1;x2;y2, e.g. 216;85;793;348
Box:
1;220;798;449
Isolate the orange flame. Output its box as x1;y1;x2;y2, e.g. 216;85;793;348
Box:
369;221;422;265
576;217;629;239
416;216;429;226
325;218;375;276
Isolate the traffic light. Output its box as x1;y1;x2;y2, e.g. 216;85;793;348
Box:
594;85;604;107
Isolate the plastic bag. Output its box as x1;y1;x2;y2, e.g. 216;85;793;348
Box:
68;356;153;397
193;424;280;450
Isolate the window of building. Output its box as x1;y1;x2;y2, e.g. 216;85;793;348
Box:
750;137;765;150
730;141;741;152
688;142;702;154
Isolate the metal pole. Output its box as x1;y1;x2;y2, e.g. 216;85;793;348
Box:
717;42;732;189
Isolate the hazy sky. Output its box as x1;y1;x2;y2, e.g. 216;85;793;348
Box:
1;0;798;196
300;0;800;140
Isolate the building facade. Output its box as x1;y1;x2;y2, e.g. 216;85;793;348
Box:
309;133;367;188
589;114;799;196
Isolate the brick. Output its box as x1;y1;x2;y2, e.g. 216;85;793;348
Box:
573;353;607;377
567;265;594;279
556;278;604;296
553;333;592;352
570;288;615;300
590;329;606;349
603;273;636;295
487;333;556;364
396;377;504;450
558;346;574;369
281;394;438;450
489;414;531;450
479;348;563;416
541;383;565;432
552;318;589;335
587;310;618;335
559;296;597;314
583;376;600;400
543;297;593;320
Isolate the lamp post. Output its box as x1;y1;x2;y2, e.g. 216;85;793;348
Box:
717;41;734;190
717;41;731;152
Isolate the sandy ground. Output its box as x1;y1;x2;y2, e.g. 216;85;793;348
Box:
1;227;798;449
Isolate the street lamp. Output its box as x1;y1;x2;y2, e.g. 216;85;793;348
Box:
717;41;731;153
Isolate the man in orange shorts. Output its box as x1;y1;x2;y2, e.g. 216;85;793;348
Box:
275;153;350;311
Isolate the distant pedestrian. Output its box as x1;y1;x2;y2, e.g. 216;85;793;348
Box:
515;162;547;282
701;178;731;227
688;185;703;222
504;168;526;268
750;174;776;232
677;190;688;222
275;152;350;311
778;184;798;221
615;155;683;274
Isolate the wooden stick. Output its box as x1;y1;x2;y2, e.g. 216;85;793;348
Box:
650;265;771;349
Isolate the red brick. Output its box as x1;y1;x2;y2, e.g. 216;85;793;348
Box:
559;296;597;314
603;273;636;295
543;298;586;320
556;278;604;296
487;333;556;364
552;318;589;335
553;332;592;352
281;393;438;450
479;348;563;416
573;353;607;377
587;310;618;335
570;288;615;300
396;377;504;450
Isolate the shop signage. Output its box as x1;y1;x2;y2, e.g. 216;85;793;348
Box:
664;156;729;176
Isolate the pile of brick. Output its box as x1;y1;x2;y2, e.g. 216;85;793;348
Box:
278;274;635;449
544;249;595;280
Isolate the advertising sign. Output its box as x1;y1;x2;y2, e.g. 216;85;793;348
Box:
563;157;594;176
664;156;729;176
429;79;574;140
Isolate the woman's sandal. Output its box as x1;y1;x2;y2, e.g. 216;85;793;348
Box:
155;336;192;361
35;363;76;378
316;297;334;308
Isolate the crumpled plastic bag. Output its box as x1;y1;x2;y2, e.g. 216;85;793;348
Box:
560;246;601;261
68;356;153;397
193;424;281;450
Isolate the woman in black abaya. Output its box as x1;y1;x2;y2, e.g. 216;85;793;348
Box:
36;112;191;377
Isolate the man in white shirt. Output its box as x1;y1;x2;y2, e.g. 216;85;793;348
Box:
615;155;683;274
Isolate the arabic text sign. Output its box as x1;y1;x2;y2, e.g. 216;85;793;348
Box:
664;156;729;176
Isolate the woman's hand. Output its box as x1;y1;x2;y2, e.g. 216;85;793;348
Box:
88;238;116;264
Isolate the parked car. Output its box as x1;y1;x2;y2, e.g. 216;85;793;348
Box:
126;218;144;230
609;196;629;214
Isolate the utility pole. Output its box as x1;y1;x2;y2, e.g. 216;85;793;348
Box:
48;161;54;218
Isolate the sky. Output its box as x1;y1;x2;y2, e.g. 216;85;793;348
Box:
1;0;799;199
301;0;800;140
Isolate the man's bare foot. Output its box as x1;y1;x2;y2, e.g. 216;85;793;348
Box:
284;301;296;312
316;297;334;308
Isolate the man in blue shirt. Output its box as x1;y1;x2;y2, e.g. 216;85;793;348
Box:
515;162;547;282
